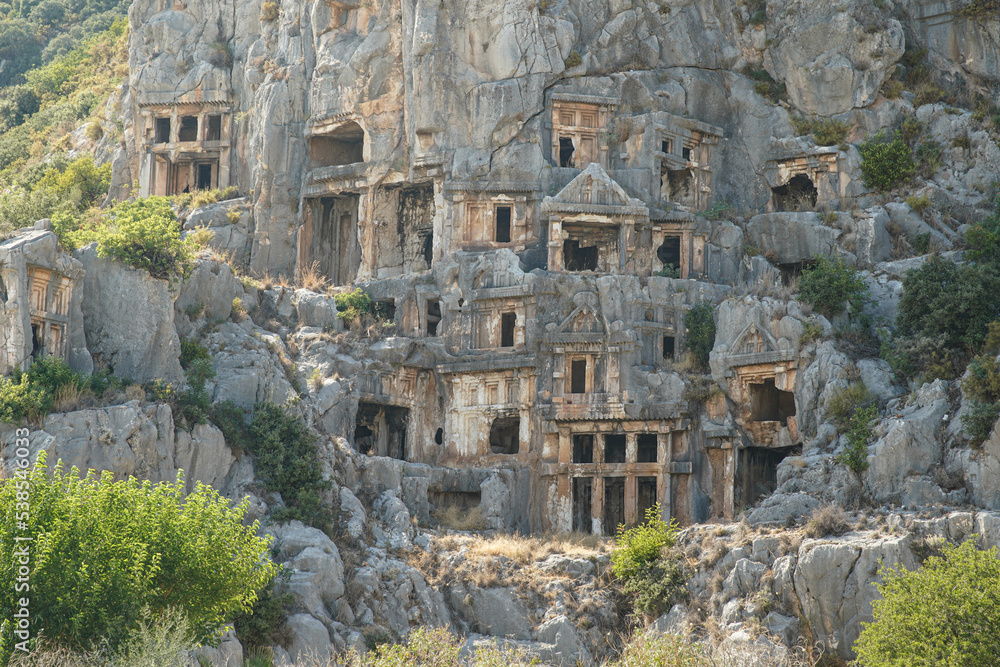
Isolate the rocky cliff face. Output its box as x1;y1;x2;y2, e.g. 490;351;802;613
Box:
6;0;1000;663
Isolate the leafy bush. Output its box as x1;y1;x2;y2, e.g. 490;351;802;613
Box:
0;452;277;660
233;573;293;654
882;333;963;383
826;382;877;428
812;118;850;146
741;65;786;103
213;402;333;531
683;303;716;367
179;339;211;369
963;196;1000;266
619;556;686;618
854;540;1000;666
797;254;870;317
0;356;129;424
611;503;679;580
961;401;1000;446
836;403;877;473
859;131;916;191
57;197;194;279
897;255;1000;351
564;50;582;68
915;139;943;178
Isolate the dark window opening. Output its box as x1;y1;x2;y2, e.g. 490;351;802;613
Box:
662;336;675;359
735;445;800;508
426;299;441;336
495;205;512;243
375;299;396;322
354;402;409;459
572;434;594;464
30;323;42;359
573;477;593;533
206;115;222;141
500;312;516;348
777;261;810;286
637;434;658;463
657;235;681;272
771;174;818;212
604;434;626;463
603;477;625;536
570;358;587;394
637;477;658;521
422;231;434;267
563;240;598;271
197;164;213;190
435;428;444;445
682;146;691;161
559;136;575;167
661;139;671;154
489;416;520;454
309;121;365;169
155;117;171;143
178;116;198;142
431;491;481;515
749;378;796;424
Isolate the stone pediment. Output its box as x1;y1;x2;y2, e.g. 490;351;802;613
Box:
556;291;602;334
731;322;778;356
542;164;647;216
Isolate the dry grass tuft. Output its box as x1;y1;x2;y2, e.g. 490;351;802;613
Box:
296;261;330;293
804;505;850;539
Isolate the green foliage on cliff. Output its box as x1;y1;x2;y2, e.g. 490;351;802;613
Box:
611;504;685;618
854;540;1000;667
212;402;334;532
683;302;716;366
898;255;1000;351
0;356;124;424
859;131;916;191
0;451;278;660
797;255;870;318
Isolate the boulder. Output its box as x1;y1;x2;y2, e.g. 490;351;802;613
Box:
76;245;182;384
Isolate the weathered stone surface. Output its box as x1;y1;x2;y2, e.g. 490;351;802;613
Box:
76;245;183;383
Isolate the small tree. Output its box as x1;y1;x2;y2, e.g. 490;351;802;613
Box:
854;540;1000;666
897;255;1000;351
611;504;685;618
859;130;916;191
0;453;278;659
797;255;870;318
683;303;716;367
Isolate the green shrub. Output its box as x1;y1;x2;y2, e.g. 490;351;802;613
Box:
812;118;850;146
836;403;878;473
0;452;278;660
741;65;786;103
956;0;1000;21
213;402;333;531
564;50;582;68
611;503;679;580
826;382;877;428
915;139;943;178
683;302;716;367
899;116;923;147
906;194;932;214
914;232;931;254
854;540;1000;666
179;338;211;369
233;573;294;654
0;356;113;423
961;401;1000;446
800;320;824;344
618;556;686;618
898;255;1000;351
859;131;916;191
883;334;963;383
963;196;1000;266
797;254;870;317
913;81;947;107
964;353;1000;404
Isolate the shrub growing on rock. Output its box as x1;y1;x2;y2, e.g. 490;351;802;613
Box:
683;302;716;367
797;255;870;318
611;504;685;618
854;540;1000;666
0;452;277;660
859;130;915;191
897;255;1000;351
